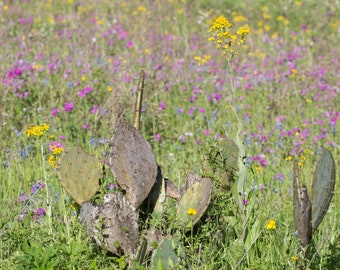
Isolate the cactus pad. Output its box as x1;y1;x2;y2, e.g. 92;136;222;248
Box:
83;193;139;257
58;146;101;205
311;148;336;232
151;237;179;270
109;122;157;208
202;138;238;190
177;175;212;227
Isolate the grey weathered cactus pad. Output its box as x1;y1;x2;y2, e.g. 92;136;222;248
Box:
311;148;336;232
82;193;139;257
177;175;213;227
109;122;158;208
58;146;101;205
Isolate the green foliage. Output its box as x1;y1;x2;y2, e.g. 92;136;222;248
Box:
0;0;339;269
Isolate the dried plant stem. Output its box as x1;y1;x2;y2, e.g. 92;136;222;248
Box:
134;70;145;131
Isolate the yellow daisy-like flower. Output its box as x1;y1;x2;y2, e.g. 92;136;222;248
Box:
26;123;50;137
265;219;276;230
187;207;197;216
292;256;298;261
48;155;57;168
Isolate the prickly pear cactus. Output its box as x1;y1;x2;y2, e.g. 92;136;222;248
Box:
58;146;101;205
109;122;158;208
151;237;179;270
177;175;212;227
80;193;139;257
202;138;238;190
311;148;336;232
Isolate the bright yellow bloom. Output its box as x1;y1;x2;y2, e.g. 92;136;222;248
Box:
48;155;57;168
187;208;197;216
265;219;276;230
51;146;64;155
292;256;298;261
107;85;113;92
285;156;293;161
233;15;247;23
209;15;250;60
26;123;50;137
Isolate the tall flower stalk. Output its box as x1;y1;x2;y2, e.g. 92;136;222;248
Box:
209;16;250;229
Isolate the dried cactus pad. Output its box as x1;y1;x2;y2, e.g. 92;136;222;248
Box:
58;146;101;205
311;148;336;232
85;193;139;257
177;175;212;227
109;122;157;208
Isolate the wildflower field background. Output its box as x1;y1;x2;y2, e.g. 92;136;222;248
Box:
1;0;339;269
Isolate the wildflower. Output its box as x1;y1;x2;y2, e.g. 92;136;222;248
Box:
285;155;293;161
48;155;57;168
265;219;277;230
292;256;298;261
26;123;50;137
64;102;74;112
187;208;197;216
107;85;113;92
154;133;160;141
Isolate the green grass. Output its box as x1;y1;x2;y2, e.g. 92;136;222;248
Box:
0;0;339;269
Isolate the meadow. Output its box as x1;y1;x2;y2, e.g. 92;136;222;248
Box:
0;0;339;269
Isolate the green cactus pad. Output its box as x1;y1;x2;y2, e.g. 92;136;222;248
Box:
202;138;238;190
109;122;157;208
177;175;212;227
151;237;179;270
58;146;101;205
311;148;336;232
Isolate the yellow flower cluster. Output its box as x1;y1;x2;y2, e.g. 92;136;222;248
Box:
26;123;50;137
265;219;276;230
187;207;197;216
208;15;250;61
48;145;64;168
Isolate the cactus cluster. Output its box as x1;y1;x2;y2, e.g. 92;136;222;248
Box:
293;148;336;259
56;71;237;267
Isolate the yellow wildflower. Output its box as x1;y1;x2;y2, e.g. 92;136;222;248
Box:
187;208;197;216
292;256;298;261
285;156;293;161
26;123;50;137
48;155;57;168
107;85;113;92
265;219;276;230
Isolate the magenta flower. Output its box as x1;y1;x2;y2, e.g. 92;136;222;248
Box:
154;133;160;141
78;86;94;97
159;102;166;111
90;105;99;114
126;41;133;48
51;107;61;117
64;102;74;112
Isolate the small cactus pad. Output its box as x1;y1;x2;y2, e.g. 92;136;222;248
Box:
84;193;139;257
109;122;157;208
151;237;179;270
58;146;101;205
311;148;336;232
177;175;212;227
202;138;238;190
